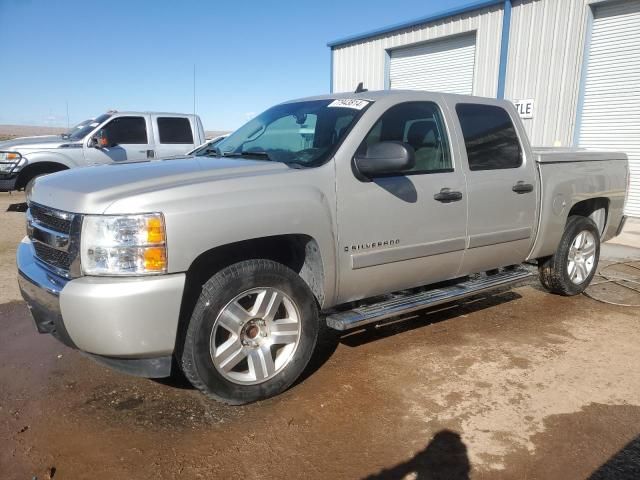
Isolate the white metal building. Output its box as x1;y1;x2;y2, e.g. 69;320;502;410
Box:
328;0;640;217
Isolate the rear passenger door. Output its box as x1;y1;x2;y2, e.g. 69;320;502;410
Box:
453;102;538;274
152;116;196;158
84;115;154;164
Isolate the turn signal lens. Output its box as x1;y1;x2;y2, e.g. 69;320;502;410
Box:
143;247;167;271
146;217;165;244
6;153;18;160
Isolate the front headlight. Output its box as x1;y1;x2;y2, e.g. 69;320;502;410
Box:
0;151;24;174
80;213;167;275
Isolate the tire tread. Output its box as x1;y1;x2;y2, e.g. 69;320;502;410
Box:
538;215;600;296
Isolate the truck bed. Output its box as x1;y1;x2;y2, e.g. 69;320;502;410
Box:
533;147;627;163
527;147;628;261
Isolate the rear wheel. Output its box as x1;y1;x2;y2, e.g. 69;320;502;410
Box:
538;215;600;296
180;259;319;404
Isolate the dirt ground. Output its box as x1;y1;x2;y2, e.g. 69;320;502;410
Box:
1;192;640;480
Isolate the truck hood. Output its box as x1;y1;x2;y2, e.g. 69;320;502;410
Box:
0;135;71;151
29;156;290;214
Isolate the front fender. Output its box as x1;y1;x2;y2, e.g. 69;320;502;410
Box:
104;164;339;306
21;150;78;170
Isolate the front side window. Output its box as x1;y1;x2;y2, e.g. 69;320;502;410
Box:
102;116;148;144
360;102;452;174
157;117;194;144
455;104;522;171
214;99;368;167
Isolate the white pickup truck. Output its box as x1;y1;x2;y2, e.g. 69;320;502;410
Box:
0;111;205;191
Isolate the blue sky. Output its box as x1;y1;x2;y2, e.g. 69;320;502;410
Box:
0;0;473;131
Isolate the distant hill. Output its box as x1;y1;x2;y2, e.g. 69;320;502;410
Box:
204;131;231;140
0;124;65;140
0;125;230;142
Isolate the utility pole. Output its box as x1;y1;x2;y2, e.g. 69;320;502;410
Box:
66;101;69;129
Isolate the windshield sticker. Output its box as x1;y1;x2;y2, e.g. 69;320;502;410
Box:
89;122;99;127
328;99;370;110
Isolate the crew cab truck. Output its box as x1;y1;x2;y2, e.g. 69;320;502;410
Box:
0;111;205;191
17;91;629;404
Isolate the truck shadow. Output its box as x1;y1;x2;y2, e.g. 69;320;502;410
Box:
338;289;522;348
296;288;522;386
157;288;522;391
589;434;640;479
362;429;471;479
6;201;27;212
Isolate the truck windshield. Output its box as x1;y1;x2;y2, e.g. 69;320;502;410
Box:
212;99;370;167
65;113;112;141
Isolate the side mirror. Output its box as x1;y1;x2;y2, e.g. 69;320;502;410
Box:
90;130;114;148
354;141;415;178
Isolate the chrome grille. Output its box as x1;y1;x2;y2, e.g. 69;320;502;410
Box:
33;241;72;270
27;203;81;277
29;203;72;233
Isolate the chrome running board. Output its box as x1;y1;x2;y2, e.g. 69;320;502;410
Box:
326;267;533;331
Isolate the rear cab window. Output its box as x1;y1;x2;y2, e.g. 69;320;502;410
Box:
455;104;522;170
157;117;194;144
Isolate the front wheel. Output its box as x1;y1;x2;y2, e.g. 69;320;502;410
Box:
538;215;600;296
180;259;319;404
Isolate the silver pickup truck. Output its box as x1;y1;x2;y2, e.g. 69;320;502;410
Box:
16;91;629;404
0;111;205;191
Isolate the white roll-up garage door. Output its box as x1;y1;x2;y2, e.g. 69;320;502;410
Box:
579;0;640;217
389;34;476;95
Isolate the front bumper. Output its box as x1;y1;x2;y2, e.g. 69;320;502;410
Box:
0;175;18;192
16;238;186;377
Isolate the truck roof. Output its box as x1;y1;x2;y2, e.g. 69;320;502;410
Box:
284;89;512;106
108;111;199;117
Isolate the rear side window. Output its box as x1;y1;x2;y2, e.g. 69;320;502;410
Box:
157;117;194;144
103;116;147;144
455;104;522;170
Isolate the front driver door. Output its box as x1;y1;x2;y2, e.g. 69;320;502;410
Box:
335;98;468;304
84;115;154;164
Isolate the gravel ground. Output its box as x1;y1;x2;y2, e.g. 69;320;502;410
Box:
1;191;639;479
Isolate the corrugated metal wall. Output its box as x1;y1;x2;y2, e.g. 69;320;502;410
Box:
579;0;640;216
505;0;591;146
331;4;504;97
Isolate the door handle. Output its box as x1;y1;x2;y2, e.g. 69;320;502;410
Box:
512;181;534;194
146;149;155;159
434;188;463;203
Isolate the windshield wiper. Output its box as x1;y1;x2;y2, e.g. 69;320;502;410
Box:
241;151;271;160
222;151;272;161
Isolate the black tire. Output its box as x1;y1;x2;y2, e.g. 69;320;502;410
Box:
181;259;320;404
538;215;601;296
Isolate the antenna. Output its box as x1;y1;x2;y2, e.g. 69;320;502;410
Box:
355;82;368;93
193;64;196;116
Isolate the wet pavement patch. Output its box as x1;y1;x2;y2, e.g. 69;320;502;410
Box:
113;397;144;411
78;383;246;431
